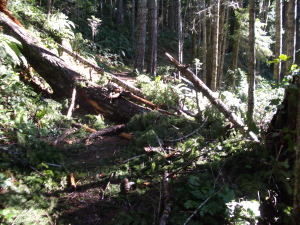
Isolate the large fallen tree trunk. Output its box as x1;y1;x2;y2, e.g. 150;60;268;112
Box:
165;52;258;142
0;13;150;122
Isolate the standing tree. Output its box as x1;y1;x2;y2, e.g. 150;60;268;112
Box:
282;0;297;76
131;0;135;39
227;1;243;88
201;0;207;84
177;0;183;79
146;0;158;77
116;0;124;26
294;73;300;224
134;0;147;73
211;0;220;91
248;0;256;125
274;0;283;84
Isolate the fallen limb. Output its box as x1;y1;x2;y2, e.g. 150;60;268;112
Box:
165;52;258;142
87;124;125;140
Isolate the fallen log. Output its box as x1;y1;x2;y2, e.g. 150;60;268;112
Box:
87;124;126;140
0;13;150;122
57;43;145;98
165;52;259;142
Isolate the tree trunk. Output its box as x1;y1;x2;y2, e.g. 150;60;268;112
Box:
168;0;175;30
134;0;147;73
227;3;242;88
146;0;158;77
165;52;258;142
0;13;150;122
274;0;283;84
201;0;207;84
282;0;296;76
177;0;183;79
131;0;135;39
211;0;220;91
116;0;124;25
217;0;228;89
248;0;256;126
293;74;300;224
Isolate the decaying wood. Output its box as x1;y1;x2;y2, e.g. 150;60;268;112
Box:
119;132;135;140
165;52;259;142
0;13;151;122
159;171;171;225
87;124;126;140
67;87;77;118
57;43;144;98
70;173;77;189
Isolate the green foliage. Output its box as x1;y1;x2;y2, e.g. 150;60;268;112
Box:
44;12;75;39
0;34;26;66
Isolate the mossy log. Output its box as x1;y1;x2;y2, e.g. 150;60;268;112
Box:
0;13;150;122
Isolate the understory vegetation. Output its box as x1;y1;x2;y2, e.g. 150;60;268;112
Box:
0;1;298;225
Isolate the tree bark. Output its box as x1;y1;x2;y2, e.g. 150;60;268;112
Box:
293;73;300;225
177;0;183;79
248;0;256;126
227;3;242;88
274;0;283;84
116;0;124;25
211;0;220;91
282;0;296;76
165;52;258;142
0;12;150;122
201;0;207;84
146;0;158;77
134;0;147;73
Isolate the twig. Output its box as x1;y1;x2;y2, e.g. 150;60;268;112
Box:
29;165;46;177
183;196;212;225
67;87;76;118
121;154;145;164
100;172;114;200
165;118;207;143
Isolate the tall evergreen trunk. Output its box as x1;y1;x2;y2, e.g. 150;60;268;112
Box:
201;0;207;84
146;0;158;77
248;0;256;125
134;0;147;73
211;0;220;91
177;0;183;79
217;0;228;89
274;0;283;84
282;0;296;76
227;2;242;88
47;0;52;19
168;0;175;30
294;71;300;225
131;0;135;39
116;0;124;25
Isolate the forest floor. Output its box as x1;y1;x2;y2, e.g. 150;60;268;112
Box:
54;73;155;225
56;136;132;224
